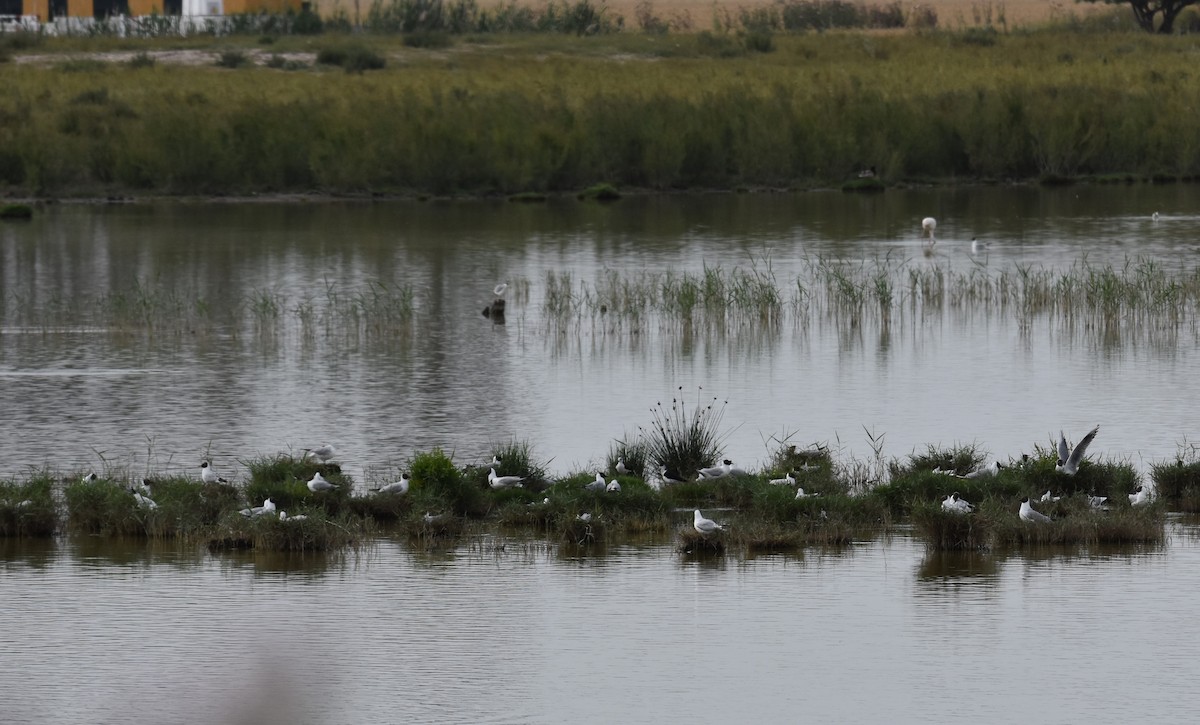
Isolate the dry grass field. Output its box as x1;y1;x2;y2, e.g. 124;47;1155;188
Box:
314;0;1110;30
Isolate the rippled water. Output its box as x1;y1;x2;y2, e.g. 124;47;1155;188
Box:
2;186;1199;486
4;525;1200;724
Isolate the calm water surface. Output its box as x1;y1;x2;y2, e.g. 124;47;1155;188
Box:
1;186;1199;483
3;526;1199;724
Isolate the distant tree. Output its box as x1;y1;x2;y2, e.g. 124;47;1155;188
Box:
1084;0;1199;33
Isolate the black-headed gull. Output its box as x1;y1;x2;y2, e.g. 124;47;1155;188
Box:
132;490;157;509
1056;425;1099;475
240;498;275;517
659;466;686;484
795;487;818;499
964;461;1002;479
698;460;731;479
307;472;339;492
280;511;307;522
616;458;630;476
306;444;335;463
488;468;524;489
1040;490;1061;503
693;509;725;535
1129;486;1151;506
378;473;410;495
82;472;99;483
200;461;228;484
584;473;607;492
1019;497;1051;523
769;472;796;486
941;492;973;513
1087;494;1108;509
606;478;621;493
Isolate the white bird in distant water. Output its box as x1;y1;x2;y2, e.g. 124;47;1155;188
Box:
1056;425;1100;475
1019;497;1051;523
922;217;937;245
493;282;508;298
693;509;725;535
971;237;988;254
82;472;99;483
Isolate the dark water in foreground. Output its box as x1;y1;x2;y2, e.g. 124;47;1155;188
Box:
2;525;1198;724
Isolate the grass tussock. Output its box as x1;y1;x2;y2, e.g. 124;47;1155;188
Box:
641;388;731;481
676;526;726;554
1151;458;1200;512
206;510;365;551
0;476;57;537
244;455;351;513
913;496;1165;550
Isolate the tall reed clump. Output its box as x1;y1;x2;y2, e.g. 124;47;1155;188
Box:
244;455;351;514
1151;457;1200;512
0;475;57;537
641;387;730;481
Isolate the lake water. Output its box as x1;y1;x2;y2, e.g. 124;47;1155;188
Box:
4;186;1200;723
3;525;1199;724
2;186;1198;486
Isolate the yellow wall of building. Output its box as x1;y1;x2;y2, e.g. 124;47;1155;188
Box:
69;0;92;16
225;0;302;13
127;0;162;14
23;0;49;20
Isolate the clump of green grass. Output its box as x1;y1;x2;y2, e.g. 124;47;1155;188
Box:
989;496;1164;546
206;510;364;551
0;475;57;537
889;443;986;478
64;478;146;536
403;31;453;48
841;176;884;192
911;501;992;550
244;454;351;513
606;436;648;479
676;526;726;554
471;440;551;491
349;487;413;522
127;52;156;69
1151;446;1200;511
139;477;241;536
316;43;386;72
413;448;488;517
215;49;251;69
0;204;33;220
559;514;606;545
577;183;621;201
404;511;466;543
641;388;730;482
1006;451;1139;502
543;474;670;530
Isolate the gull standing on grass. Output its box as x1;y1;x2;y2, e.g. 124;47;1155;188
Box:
1019;497;1051;523
307;472;339;492
83;472;99;483
693;509;725;536
941;492;973;513
200;461;228;484
1129;486;1151;506
378;473;410;495
616;458;630;476
1056;425;1100;475
584;473;607;492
